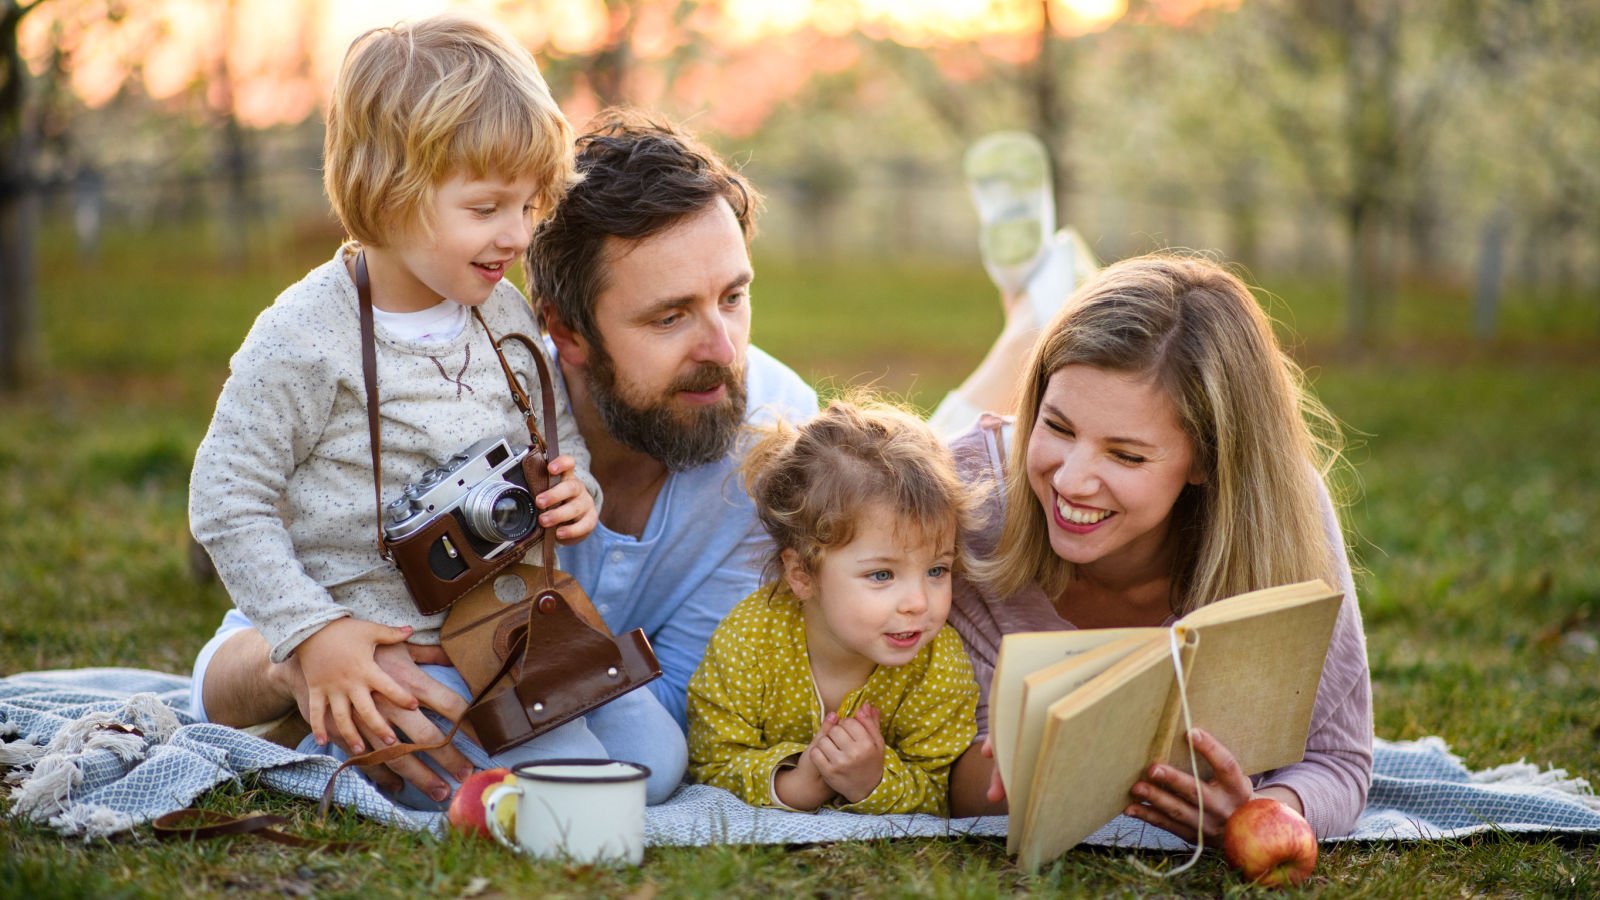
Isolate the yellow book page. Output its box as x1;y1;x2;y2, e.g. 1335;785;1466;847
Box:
1006;633;1153;848
990;628;1150;793
1155;580;1342;776
1015;638;1174;868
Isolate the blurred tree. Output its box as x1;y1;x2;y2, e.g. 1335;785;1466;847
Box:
1216;0;1453;346
518;0;703;120
864;1;1080;223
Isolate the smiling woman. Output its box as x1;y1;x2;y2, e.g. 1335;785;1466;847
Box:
945;254;1373;848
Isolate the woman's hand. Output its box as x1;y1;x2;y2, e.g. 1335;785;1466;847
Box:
980;735;1007;804
1124;728;1296;844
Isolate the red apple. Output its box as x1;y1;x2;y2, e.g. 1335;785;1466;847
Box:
446;767;515;838
1222;798;1318;888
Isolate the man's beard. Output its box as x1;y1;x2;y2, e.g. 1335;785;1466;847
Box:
585;344;748;472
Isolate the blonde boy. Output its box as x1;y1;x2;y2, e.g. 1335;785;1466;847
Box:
190;15;685;804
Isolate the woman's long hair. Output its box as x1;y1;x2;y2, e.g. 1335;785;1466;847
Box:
972;255;1346;615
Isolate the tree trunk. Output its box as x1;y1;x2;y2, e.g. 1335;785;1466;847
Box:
1;0;40;391
0;176;38;389
1473;204;1509;341
215;0;251;265
1344;199;1381;349
1031;0;1072;226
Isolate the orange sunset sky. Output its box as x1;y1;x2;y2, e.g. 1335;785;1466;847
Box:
22;1;1226;130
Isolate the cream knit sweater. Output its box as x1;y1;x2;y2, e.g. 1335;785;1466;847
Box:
190;248;599;663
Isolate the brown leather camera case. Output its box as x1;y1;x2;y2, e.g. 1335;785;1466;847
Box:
439;563;661;755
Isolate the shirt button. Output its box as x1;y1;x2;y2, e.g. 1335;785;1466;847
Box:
609;550;624;563
599;604;610;613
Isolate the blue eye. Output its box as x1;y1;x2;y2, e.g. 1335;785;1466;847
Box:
927;565;950;579
866;570;892;583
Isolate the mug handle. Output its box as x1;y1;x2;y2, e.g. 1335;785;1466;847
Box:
482;782;522;852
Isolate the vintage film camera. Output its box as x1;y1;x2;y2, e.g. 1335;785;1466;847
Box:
382;435;547;615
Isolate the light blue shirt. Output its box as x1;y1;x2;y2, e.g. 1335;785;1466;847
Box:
557;345;819;728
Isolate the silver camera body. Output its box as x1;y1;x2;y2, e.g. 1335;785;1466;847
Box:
383;436;538;575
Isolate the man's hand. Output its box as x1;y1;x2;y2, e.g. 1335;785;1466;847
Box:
810;704;886;804
538;454;598;545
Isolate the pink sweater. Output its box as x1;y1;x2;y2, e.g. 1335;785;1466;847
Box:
945;422;1373;838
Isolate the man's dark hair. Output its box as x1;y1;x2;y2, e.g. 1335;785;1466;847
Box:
526;108;761;347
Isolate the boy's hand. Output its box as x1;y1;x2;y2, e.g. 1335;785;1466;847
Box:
537;454;597;544
810;704;886;804
287;642;475;804
294;618;419;753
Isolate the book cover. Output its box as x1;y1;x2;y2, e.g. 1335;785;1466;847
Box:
993;580;1343;871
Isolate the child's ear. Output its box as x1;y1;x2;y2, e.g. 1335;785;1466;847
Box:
781;548;814;601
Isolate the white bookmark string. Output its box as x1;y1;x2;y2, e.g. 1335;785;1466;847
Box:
1129;626;1206;878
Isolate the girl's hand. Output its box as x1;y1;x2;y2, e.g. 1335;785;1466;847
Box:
1125;728;1278;843
810;704;886;804
774;740;834;811
537;454;598;544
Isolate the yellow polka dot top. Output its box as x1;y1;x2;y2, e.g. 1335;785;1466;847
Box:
686;583;978;815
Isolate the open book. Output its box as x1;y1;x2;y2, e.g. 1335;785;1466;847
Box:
991;579;1343;872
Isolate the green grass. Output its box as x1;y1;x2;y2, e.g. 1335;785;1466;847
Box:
3;223;1598;896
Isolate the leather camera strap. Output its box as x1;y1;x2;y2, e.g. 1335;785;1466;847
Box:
466;307;560;578
151;808;367;852
355;252;388;560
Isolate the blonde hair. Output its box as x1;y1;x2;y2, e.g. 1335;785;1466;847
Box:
975;254;1346;615
742;395;982;585
323;13;576;246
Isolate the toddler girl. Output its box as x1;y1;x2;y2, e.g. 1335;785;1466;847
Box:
687;398;979;814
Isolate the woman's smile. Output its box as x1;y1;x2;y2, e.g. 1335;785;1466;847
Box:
1053;495;1114;532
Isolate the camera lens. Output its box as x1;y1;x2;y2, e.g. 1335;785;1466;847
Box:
463;482;536;543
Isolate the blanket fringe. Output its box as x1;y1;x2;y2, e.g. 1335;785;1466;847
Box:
0;737;44;768
50;802;139;841
10;753;84;819
1472;760;1600;809
3;692;182;825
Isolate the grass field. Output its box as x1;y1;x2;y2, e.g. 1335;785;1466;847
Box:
2;224;1598;897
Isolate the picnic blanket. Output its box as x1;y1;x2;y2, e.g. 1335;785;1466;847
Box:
4;668;1599;849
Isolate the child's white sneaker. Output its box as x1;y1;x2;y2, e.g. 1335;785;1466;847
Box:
964;131;1054;299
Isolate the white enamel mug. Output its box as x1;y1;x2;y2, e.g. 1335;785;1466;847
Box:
483;759;650;866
